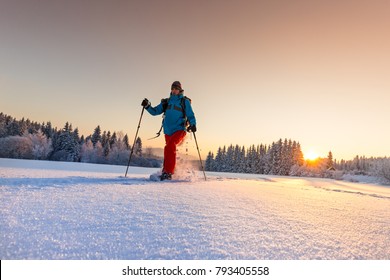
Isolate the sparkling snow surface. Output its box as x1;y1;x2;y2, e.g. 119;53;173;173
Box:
1;158;389;260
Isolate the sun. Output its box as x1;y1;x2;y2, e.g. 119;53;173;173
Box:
304;150;319;161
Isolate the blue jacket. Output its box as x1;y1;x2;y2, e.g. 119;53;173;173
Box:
146;93;196;136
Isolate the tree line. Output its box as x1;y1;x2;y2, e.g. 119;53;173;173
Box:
2;112;389;182
334;155;390;183
206;140;390;183
0;112;161;167
205;139;305;175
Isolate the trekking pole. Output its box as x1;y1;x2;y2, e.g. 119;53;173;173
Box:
193;131;207;181
125;107;145;177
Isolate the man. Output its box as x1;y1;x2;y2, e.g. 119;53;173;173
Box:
141;81;197;180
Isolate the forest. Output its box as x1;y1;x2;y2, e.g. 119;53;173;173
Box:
205;141;390;183
0;112;161;167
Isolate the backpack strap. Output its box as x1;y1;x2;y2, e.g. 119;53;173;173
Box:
161;98;169;113
181;96;191;128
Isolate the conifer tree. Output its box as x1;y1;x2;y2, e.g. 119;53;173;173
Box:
123;134;130;150
50;122;79;161
205;152;214;171
110;132;117;148
238;145;246;173
73;128;80;143
7;118;21;136
326;151;334;170
225;145;234;172
42;121;54;138
258;144;267;174
103;141;110;158
91;125;102;147
214;146;225;172
292;141;304;166
135;137;143;157
101;131;108;147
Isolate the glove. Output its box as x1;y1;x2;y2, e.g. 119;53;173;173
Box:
141;98;151;108
187;124;197;133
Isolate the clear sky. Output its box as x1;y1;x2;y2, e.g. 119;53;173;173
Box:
1;0;389;160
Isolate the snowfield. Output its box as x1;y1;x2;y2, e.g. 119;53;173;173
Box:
1;158;389;260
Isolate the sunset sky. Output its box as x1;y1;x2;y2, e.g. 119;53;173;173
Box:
1;0;389;160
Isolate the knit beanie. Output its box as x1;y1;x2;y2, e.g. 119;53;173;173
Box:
171;81;183;92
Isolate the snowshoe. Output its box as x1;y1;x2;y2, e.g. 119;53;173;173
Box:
160;172;172;181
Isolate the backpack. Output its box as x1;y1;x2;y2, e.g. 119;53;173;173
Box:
161;96;191;121
149;96;191;139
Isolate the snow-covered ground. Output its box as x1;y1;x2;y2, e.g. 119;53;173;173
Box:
1;158;389;260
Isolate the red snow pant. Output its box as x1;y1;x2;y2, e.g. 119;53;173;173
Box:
163;130;186;174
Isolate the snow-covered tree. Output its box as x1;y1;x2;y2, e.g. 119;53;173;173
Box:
0;135;32;159
214;146;226;172
107;135;130;165
206;139;305;176
103;141;110;158
279;139;292;175
50;123;80;162
123;134;130;150
326;151;334;170
372;158;390;183
110;132;117;148
80;139;95;163
26;130;52;160
205;152;214;171
42;121;54;138
91;125;102;147
135;137;142;157
292;141;304;167
225;145;234;172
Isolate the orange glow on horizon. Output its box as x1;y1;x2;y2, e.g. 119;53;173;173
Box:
304;150;319;161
